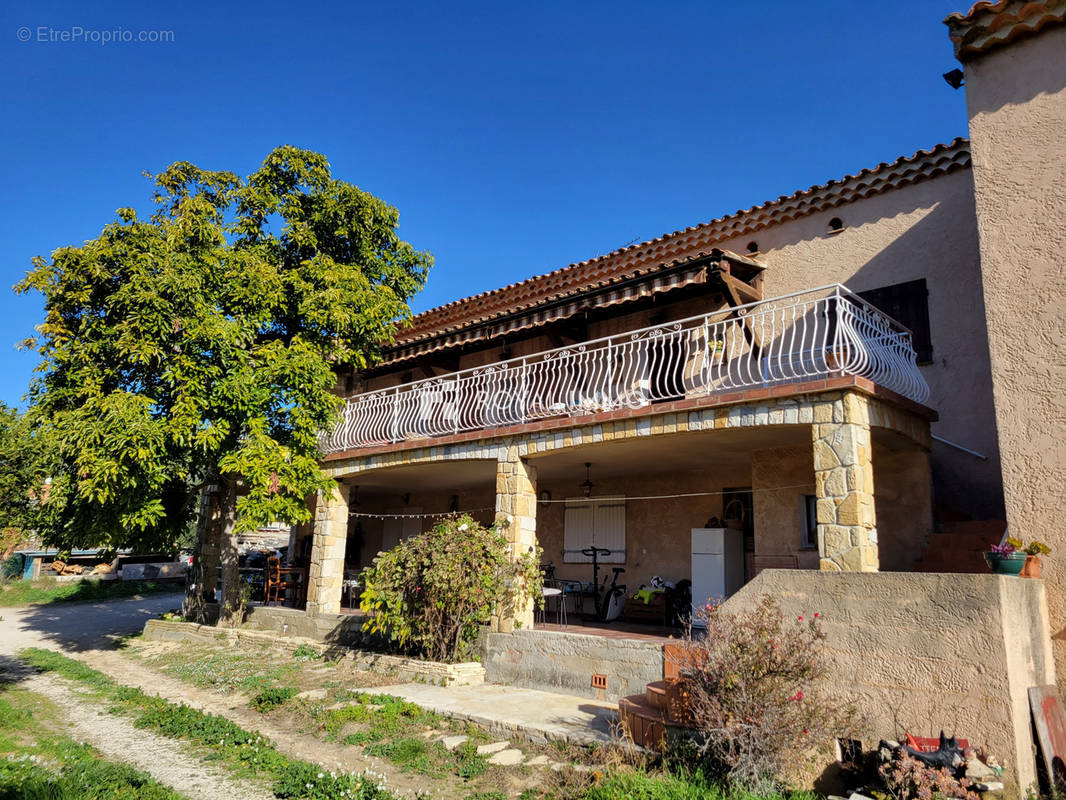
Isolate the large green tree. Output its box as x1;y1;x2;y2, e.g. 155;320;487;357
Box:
0;404;55;556
17;146;430;619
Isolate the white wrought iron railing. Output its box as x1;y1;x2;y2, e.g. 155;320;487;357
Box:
321;285;929;453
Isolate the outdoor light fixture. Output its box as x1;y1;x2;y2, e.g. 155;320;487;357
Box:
580;462;595;498
943;68;964;89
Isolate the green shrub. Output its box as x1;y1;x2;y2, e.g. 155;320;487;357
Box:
359;514;542;662
250;686;299;712
293;643;322;661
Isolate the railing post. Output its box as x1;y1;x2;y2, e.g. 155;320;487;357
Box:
519;358;528;423
390;386;400;443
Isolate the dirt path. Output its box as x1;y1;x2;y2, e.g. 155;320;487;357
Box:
1;596;472;799
79;647;470;799
15;666;272;800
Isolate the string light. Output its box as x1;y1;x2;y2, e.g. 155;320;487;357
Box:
345;484;814;519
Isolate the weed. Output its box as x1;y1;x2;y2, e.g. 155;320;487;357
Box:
293;643;322;661
454;741;489;779
250;686;299;713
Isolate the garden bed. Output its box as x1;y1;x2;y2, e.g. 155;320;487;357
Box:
142;618;486;686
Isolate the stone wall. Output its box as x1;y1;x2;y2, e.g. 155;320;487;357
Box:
481;627;665;702
724;570;1055;797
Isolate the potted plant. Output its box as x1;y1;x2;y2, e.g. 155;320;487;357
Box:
984;538;1027;576
1020;540;1051;578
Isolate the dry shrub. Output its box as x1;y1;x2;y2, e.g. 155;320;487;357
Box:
670;595;858;793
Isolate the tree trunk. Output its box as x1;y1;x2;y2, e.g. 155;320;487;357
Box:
217;477;241;626
182;486;222;623
182;490;211;622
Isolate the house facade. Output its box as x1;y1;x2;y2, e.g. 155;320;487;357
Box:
298;138;995;625
292;1;1066;637
235;1;1066;791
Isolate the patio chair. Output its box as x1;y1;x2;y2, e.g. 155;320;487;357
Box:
265;556;283;606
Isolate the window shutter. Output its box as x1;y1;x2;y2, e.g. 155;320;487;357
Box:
594;496;626;563
857;279;933;363
564;500;594;562
564;496;625;563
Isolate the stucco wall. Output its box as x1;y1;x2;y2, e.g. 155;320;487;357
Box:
751;446;820;569
713;170;1001;520
724;570;1055;797
536;467;749;593
962;25;1066;682
873;444;934;572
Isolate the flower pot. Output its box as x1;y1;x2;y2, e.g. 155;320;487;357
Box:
984;551;1026;576
1020;555;1043;579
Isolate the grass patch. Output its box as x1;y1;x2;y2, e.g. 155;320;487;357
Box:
0;578;179;607
0;681;186;800
152;647;300;694
18;647;396;800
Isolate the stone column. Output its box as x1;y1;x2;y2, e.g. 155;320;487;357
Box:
812;392;878;572
305;481;350;615
494;449;538;632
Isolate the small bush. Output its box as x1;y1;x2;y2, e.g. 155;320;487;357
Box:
293;643;322;661
251;686;299;712
359;514;542;663
669;596;858;793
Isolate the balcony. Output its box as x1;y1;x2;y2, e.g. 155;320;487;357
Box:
321;285;930;455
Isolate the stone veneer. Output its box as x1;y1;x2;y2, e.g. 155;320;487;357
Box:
493;452;538;631
812;393;879;571
305;482;350;615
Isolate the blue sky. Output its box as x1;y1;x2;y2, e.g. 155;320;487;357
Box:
0;0;968;408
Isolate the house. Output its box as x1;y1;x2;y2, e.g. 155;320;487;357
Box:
217;1;1066;792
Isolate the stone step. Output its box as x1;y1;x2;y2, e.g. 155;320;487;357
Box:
645;680;668;711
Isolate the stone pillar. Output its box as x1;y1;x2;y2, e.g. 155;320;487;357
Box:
494;449;538;632
305;481;350;615
812;393;878;572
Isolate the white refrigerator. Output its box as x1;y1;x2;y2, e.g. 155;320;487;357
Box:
690;528;745;622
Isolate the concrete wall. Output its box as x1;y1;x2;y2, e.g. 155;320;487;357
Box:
481;627;664;702
724;570;1055;797
962;25;1066;683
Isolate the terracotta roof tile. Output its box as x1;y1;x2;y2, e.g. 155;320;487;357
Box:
945;0;1066;59
396;138;971;346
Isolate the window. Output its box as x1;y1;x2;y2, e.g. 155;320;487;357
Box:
857;279;933;363
563;496;626;563
802;495;818;549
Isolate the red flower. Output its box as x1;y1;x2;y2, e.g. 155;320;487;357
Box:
797;615;804;622
795;691;804;701
813;612;820;618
